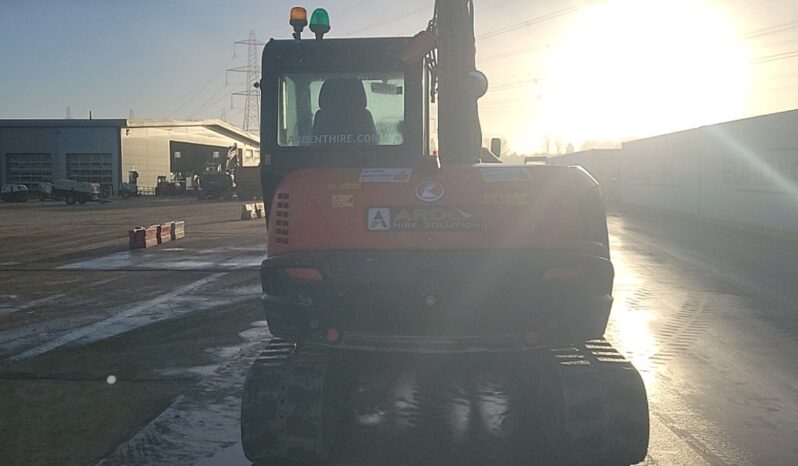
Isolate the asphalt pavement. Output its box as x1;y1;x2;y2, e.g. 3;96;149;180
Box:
1;199;797;465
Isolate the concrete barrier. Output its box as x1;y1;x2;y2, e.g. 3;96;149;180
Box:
129;221;185;249
129;225;158;249
241;204;255;220
241;202;265;220
171;221;185;240
157;223;172;244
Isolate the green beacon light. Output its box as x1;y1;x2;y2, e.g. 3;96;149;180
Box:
309;8;331;40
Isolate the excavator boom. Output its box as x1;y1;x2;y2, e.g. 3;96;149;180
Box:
435;0;483;162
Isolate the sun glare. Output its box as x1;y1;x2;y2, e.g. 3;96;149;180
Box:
539;0;751;147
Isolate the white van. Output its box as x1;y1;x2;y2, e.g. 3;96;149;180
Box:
1;184;30;202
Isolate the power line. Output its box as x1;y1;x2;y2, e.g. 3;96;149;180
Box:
745;20;798;39
479;44;548;63
188;81;240;118
343;6;430;36
477;0;603;41
339;0;374;13
752;49;798;64
489;78;538;91
476;0;524;13
341;0;527;37
167;56;236;118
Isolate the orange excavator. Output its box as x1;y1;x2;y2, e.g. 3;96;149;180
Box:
241;2;649;464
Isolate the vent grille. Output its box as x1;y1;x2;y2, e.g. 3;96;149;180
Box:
274;192;290;245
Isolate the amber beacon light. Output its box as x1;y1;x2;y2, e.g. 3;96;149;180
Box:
290;7;308;39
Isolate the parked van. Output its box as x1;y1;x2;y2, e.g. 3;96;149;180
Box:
1;184;30;202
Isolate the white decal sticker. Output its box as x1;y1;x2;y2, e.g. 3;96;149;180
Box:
415;181;445;202
332;194;354;208
368;208;391;231
479;167;532;183
360;168;412;183
367;207;485;232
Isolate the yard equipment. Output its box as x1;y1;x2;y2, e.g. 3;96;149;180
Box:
154;173;186;196
52;179;102;205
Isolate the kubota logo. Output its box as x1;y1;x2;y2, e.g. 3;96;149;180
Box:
415;181;445;202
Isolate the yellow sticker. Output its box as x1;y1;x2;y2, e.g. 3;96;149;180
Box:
332;194;354;208
328;182;361;191
483;192;529;206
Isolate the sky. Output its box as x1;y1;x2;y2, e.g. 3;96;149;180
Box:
2;0;798;153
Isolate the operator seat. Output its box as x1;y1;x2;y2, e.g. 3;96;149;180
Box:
312;79;377;144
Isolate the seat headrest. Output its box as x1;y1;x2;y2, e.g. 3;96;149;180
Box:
318;79;368;109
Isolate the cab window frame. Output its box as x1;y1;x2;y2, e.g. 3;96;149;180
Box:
277;71;407;149
260;38;426;172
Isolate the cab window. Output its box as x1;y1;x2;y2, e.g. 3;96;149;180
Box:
278;71;405;147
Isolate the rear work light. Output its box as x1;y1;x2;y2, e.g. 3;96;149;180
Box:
284;267;323;280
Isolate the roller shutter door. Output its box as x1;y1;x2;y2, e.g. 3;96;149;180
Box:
6;154;53;184
66;153;113;189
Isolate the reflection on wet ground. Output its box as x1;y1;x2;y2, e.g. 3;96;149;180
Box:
330;354;551;466
58;247;266;271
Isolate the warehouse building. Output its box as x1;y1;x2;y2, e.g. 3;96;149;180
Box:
0;119;260;195
546;108;798;234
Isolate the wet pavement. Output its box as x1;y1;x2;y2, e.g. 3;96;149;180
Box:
2;200;798;465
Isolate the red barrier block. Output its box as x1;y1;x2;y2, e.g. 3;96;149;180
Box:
145;225;159;246
129;225;158;249
158;223;172;244
171;221;186;240
129;227;146;249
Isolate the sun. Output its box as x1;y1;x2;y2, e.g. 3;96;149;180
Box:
540;0;752;147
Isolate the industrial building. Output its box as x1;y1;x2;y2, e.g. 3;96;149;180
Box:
0;119;260;195
550;108;798;234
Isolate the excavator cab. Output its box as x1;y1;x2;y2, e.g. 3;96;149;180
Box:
260;37;427;181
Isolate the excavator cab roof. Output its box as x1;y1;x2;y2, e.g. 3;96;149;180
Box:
260;38;426;171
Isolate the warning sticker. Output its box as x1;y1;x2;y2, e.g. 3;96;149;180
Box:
479;167;531;183
367;207;485;232
359;168;412;183
483;192;529;206
332;194;354;208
